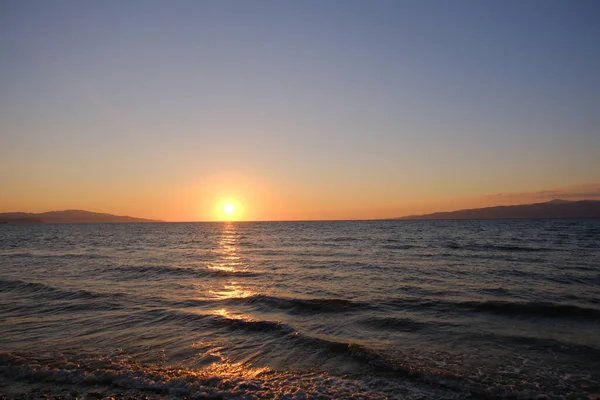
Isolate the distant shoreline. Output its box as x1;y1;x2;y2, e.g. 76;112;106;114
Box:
2;217;600;225
0;210;161;224
393;199;600;220
1;200;600;223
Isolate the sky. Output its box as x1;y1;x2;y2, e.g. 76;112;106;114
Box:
1;0;599;221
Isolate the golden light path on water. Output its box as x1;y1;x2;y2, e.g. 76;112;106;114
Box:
2;221;597;399
207;222;254;300
188;222;267;385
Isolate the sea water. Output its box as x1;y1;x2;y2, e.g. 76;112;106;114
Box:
1;220;599;398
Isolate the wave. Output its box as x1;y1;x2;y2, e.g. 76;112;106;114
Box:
444;242;553;252
1;347;594;399
180;293;600;320
564;264;599;272
171;295;374;316
0;352;401;400
289;334;415;376
2;299;123;315
5;277;598;322
291;333;600;397
2;310;598;399
323;236;361;243
383;297;600;319
478;286;511;296
136;308;446;381
489;333;600;357
395;285;457;297
133;308;421;378
224;294;373;314
381;243;418;250
139;308;295;335
0;252;109;259
0;278;126;302
108;264;259;278
357;316;443;332
499;268;589;286
467;300;600;318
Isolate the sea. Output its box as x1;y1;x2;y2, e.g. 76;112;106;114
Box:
1;220;599;399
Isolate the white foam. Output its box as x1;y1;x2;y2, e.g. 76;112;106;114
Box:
0;351;455;399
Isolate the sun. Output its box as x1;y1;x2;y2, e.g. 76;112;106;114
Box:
223;203;235;215
215;198;243;221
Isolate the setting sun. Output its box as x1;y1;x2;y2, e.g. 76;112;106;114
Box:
223;203;235;215
2;2;599;398
214;198;244;221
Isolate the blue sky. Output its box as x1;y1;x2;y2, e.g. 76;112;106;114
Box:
1;0;599;220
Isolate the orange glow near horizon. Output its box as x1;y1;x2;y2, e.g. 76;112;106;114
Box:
1;174;598;222
2;3;600;225
214;198;243;221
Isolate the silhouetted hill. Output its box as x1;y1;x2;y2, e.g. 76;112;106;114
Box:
0;210;160;224
396;200;600;220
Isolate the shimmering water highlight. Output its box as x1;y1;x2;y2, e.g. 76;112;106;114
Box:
1;220;599;398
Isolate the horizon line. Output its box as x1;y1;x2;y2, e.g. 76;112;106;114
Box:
3;198;599;223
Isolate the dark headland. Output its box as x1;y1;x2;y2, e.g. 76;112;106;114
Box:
396;199;600;220
0;210;161;224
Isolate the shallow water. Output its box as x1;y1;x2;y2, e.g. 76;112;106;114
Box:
1;220;599;399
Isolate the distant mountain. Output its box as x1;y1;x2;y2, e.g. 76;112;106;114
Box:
396;200;600;220
0;210;161;224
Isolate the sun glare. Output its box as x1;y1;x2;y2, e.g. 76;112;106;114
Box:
223;203;235;215
215;198;243;221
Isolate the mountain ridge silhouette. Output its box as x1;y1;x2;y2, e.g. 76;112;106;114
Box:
396;199;600;220
0;209;161;223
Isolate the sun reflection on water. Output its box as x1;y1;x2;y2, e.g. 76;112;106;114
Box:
202;358;272;379
207;223;255;301
211;308;253;321
209;283;254;300
207;264;238;273
209;223;245;271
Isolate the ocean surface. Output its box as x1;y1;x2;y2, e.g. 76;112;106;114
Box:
1;220;599;399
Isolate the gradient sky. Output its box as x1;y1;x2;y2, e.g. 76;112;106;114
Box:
1;0;599;221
